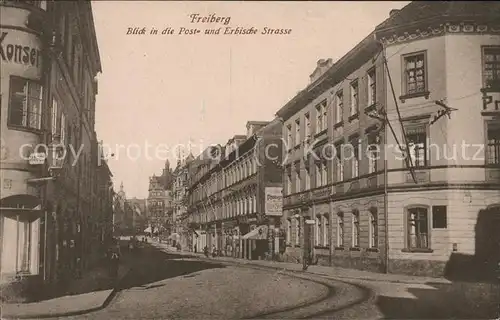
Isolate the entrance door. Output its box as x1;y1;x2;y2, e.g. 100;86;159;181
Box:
303;216;314;265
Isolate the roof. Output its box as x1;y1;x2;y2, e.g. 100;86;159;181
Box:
246;120;270;127
376;1;500;33
275;31;379;121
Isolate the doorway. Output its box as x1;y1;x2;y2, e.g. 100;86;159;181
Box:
302;216;314;264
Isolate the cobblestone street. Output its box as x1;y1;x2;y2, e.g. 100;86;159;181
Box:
61;244;367;319
54;244;498;319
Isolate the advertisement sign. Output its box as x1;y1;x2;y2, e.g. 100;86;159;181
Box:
265;187;283;216
0;31;42;68
0;28;43;79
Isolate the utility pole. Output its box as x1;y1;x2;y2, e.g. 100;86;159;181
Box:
383;57;417;184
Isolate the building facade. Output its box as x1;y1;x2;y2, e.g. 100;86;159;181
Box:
377;1;500;278
186;145;224;252
146;173;173;236
277;1;500;278
172;155;193;249
187;120;283;259
0;0;108;301
93;145;114;258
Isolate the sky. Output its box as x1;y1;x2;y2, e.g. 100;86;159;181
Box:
91;1;410;199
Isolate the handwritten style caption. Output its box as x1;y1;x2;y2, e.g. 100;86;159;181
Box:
126;13;292;36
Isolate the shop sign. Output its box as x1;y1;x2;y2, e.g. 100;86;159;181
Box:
265;187;283;216
0;31;42;68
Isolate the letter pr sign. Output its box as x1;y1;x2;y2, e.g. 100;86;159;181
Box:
265;187;283;216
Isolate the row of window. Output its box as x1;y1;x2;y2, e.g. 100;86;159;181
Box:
286;209;377;249
8;78;97;196
285;205;448;251
191;152;258;203
400;47;500;95
192;193;258;224
285;131;380;194
286;68;377;149
285;119;499;195
286;46;500;162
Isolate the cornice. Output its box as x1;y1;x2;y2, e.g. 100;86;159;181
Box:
379;21;500;47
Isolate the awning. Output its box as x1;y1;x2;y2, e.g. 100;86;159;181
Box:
241;225;268;240
144;226;152;233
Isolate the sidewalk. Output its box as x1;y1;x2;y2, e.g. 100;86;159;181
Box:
2;263;130;319
155;243;500;318
152;243;452;285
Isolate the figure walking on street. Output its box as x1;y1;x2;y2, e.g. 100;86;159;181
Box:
107;238;121;279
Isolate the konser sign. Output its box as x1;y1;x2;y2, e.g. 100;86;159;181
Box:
264;187;283;216
0;31;42;68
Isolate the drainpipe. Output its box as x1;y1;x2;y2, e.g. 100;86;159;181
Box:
381;43;390;274
41;1;57;283
76;76;84;276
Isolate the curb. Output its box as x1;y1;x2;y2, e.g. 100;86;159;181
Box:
2;266;132;320
160;246;450;286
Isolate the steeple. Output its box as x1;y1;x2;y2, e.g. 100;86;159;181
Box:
117;181;126;199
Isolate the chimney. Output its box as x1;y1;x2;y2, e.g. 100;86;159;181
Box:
389;9;400;17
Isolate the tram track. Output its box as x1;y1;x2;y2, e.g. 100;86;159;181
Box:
173;251;375;319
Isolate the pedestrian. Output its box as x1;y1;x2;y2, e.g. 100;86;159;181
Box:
203;245;209;257
107;238;121;279
194;244;197;253
212;244;217;257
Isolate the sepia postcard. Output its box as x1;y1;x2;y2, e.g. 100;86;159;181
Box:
0;1;499;319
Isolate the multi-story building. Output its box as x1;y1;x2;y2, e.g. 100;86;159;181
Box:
112;183;127;235
126;197;146;234
112;185;148;236
0;0;107;301
277;1;500;278
146;173;173;236
377;1;500;278
172;154;194;249
187;120;284;259
93;143;114;256
186;145;225;251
